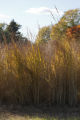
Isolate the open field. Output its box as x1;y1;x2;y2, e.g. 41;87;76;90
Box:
0;105;80;120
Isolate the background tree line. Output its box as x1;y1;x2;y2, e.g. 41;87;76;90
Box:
0;19;28;44
36;9;80;44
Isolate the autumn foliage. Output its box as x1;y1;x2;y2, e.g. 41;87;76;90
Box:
66;25;80;39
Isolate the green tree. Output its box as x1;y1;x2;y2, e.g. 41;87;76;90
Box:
7;19;21;42
61;9;80;27
50;9;80;40
36;26;51;44
0;21;29;44
7;19;21;33
0;23;9;43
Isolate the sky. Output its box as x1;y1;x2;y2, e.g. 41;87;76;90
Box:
0;0;80;41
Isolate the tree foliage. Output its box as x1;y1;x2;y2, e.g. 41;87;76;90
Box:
66;25;80;40
50;9;80;40
0;20;27;43
7;19;21;42
36;26;51;44
7;19;21;34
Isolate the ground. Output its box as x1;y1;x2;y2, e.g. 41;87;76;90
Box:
0;105;80;120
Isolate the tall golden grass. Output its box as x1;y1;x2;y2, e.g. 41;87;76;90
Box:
0;37;79;106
